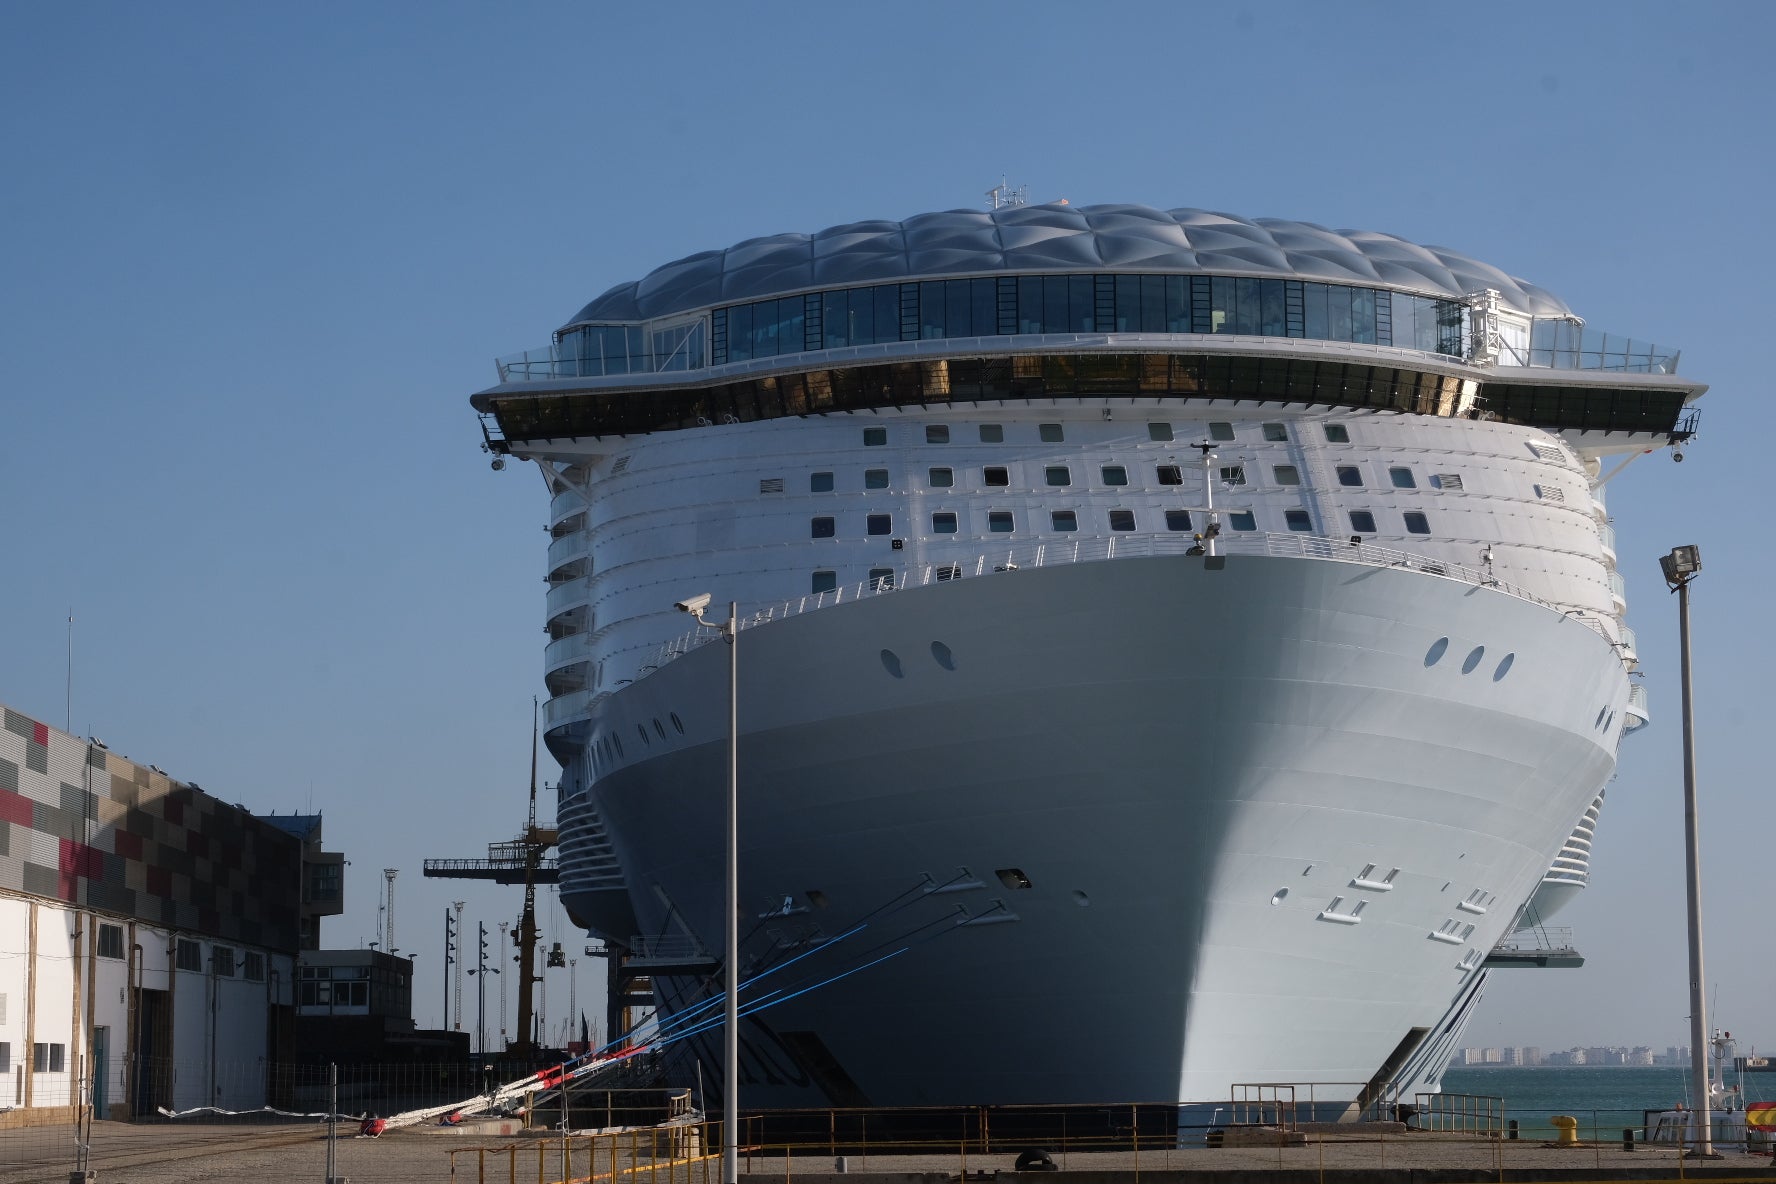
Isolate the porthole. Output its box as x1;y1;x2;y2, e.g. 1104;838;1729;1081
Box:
880;649;903;678
805;889;829;909
931;641;956;670
1492;653;1515;682
1073;890;1091;907
1271;888;1289;906
653;719;667;740
670;713;684;734
1594;705;1608;728
637;724;649;746
996;868;1032;889
1461;646;1485;674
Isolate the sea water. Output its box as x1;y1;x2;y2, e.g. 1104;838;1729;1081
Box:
1441;1064;1776;1138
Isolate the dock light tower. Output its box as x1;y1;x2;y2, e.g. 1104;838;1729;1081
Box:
1661;544;1718;1159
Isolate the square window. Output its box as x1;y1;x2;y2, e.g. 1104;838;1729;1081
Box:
1050;510;1078;532
978;424;1004;443
1324;424;1350;443
864;468;889;489
1101;465;1128;486
1336;465;1363;487
863;427;886;446
1045;465;1071;487
932;512;958;534
984;466;1009;487
1156;464;1183;486
925;425;950;443
809;472;833;492
1262;422;1288;442
176;939;202;972
1208;422;1235;441
928;466;954;488
1284;509;1311;531
1229;511;1257;532
868;567;894;590
1349;510;1377;533
1148;422;1174;441
1273;465;1300;486
812;570;837;594
1039;423;1064;442
1390;467;1417;489
866;514;892;535
988;511;1014;533
1404;511;1431;534
1220;465;1246;486
1108;509;1136;531
811;516;835;538
1164;510;1193;532
97;923;124;960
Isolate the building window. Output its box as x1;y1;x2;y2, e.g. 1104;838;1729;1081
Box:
1324;424;1350;443
979;424;1003;442
97;924;125;960
1208;422;1235;441
1273;465;1300;486
1164;510;1193;532
1156;464;1182;486
34;1043;65;1073
1044;465;1071;487
1229;511;1257;531
869;567;894;590
245;952;266;982
932;512;958;534
812;571;837;594
928;467;954;488
811;516;835;538
1404;511;1431;534
1148;423;1174;441
987;511;1014;533
213;946;236;977
1039;423;1064;442
1050;510;1078;532
1431;473;1464;490
1390;467;1417;489
0;1043;9;1074
1284;509;1311;531
866;514;892;535
1349;510;1377;533
1219;465;1246;486
925;425;950;443
1336;465;1363;487
984;466;1009;487
1108;510;1136;531
864;468;889;489
1101;465;1128;486
810;471;834;493
863;427;886;446
176;939;202;972
1262;422;1288;442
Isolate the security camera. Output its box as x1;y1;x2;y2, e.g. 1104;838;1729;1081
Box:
490;457;506;471
676;593;713;615
1672;449;1684;463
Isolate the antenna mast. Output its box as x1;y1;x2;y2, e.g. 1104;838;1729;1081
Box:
383;868;398;952
986;177;1027;210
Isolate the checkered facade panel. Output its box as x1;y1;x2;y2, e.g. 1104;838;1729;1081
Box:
0;704;301;952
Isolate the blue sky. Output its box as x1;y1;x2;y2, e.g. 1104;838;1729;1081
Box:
3;1;1772;1056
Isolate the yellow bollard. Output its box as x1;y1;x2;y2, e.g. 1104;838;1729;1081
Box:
1551;1115;1580;1146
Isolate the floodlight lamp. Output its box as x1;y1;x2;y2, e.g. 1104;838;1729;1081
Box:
1661;544;1702;586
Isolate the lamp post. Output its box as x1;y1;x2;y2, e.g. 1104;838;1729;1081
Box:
1660;544;1716;1158
679;594;739;1184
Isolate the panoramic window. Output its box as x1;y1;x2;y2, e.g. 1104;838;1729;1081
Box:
1101;465;1128;486
1273;465;1300;486
1404;511;1431;534
1324;424;1351;443
864;468;889;489
863;427;886;446
1108;509;1136;531
1229;511;1257;531
812;570;837;593
811;516;835;538
978;424;1003;443
1262;422;1288;442
1349;510;1377;533
866;513;892;535
1284;509;1311;531
1336;465;1363;487
1039;423;1064;443
1148;422;1174;441
928;467;954;488
926;425;950;443
810;471;833;492
1156;464;1183;486
1045;465;1071;487
1209;422;1235;441
988;511;1013;533
984;465;1009;487
932;512;958;534
1050;510;1078;532
1165;510;1193;532
1390;467;1417;489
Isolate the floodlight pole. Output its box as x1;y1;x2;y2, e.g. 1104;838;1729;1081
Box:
722;599;739;1184
1664;545;1715;1158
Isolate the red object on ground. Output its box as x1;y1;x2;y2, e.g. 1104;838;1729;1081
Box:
360;1117;387;1137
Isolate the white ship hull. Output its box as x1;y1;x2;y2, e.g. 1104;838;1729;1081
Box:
568;551;1627;1106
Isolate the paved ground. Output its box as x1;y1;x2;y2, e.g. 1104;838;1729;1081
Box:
1;1120;1771;1184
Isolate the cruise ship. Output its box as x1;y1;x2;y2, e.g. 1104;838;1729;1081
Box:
469;201;1702;1110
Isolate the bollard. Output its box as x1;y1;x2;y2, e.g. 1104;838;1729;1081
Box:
1550;1116;1579;1146
1507;1120;1518;1141
1623;1128;1635;1152
834;1157;848;1173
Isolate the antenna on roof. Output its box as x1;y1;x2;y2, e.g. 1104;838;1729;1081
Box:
986;177;1027;210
